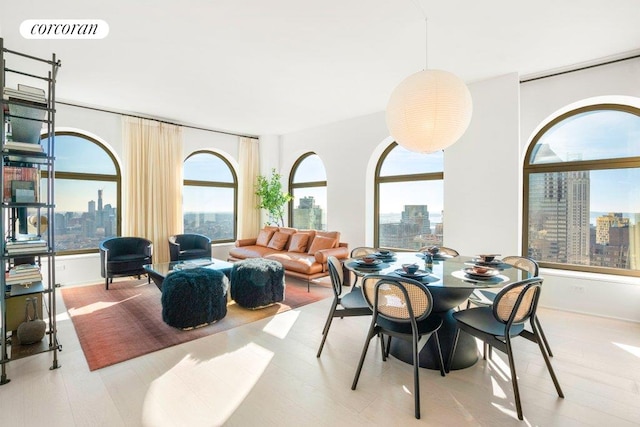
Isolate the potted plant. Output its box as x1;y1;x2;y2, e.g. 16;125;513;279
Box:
255;169;292;227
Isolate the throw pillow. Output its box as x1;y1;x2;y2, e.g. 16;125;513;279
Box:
256;229;275;247
267;231;290;250
288;233;310;253
307;235;336;255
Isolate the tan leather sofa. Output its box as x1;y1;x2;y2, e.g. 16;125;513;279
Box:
228;226;349;282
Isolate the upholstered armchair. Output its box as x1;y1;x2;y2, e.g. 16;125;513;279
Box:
168;233;212;261
99;237;153;290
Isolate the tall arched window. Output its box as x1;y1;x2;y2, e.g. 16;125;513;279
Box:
41;131;121;254
183;151;237;242
524;104;640;277
375;143;444;250
288;153;327;230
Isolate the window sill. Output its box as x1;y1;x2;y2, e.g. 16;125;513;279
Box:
540;267;638;286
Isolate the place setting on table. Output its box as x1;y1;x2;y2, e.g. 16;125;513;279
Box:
451;253;511;285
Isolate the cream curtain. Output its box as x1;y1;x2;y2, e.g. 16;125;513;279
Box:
238;136;260;239
122;117;183;263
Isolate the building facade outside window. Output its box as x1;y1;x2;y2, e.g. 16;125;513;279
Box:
289;152;327;230
41;132;120;254
375;142;444;250
524;104;640;277
183;151;237;242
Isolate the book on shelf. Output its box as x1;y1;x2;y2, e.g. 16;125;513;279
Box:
6;246;48;256
6;239;47;247
3;85;47;106
3;141;44;153
5;273;43;285
3;166;40;203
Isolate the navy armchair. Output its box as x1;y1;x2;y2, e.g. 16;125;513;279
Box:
99;237;153;290
168;233;212;261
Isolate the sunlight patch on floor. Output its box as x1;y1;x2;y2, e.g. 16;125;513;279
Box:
613;342;640;358
141;342;273;427
67;294;139;315
262;309;299;339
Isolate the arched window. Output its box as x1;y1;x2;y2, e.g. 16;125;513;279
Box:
41;131;121;254
288;153;327;230
183;151;237;242
375;143;444;250
524;104;640;277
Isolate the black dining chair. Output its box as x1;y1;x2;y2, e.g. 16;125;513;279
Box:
466;256;554;357
448;277;564;420
352;274;445;420
316;256;371;357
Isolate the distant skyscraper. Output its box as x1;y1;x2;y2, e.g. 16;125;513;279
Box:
88;200;96;215
293;196;323;230
596;213;629;245
98;189;103;212
528;145;590;265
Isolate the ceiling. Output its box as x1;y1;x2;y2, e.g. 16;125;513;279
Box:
1;0;639;136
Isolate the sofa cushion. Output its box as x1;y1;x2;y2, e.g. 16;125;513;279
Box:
267;231;290;250
308;235;336;254
228;245;280;259
288;233;310;253
265;252;324;275
256;229;275;247
315;231;340;248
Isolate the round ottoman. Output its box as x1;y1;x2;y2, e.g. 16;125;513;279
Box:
230;258;285;309
161;268;229;330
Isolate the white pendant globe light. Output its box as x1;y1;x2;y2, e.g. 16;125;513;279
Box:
386;69;472;153
385;8;473;153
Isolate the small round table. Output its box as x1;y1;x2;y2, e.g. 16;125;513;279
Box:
344;252;527;370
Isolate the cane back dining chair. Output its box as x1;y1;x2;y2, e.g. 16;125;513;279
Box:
348;247;378;286
352;274;445;419
418;246;460;257
316;256;371;357
467;256;553;357
448;277;564;420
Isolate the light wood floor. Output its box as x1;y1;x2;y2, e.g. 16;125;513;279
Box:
1;277;639;426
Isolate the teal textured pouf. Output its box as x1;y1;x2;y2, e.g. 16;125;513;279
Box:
161;268;228;329
230;258;285;309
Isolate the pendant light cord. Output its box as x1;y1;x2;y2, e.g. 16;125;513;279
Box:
409;0;429;69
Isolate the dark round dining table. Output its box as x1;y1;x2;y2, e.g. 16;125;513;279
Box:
343;252;529;370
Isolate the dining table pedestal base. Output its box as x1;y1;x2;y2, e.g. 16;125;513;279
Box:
388;309;480;371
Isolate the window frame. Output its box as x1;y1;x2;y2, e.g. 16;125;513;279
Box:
182;150;238;244
522;103;640;278
374;142;444;249
288;152;327;229
41;131;121;255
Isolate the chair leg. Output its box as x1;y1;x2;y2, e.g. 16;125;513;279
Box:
504;335;524;420
351;324;376;391
432;332;446;377
379;333;386;361
105;277;109;290
532;322;564;399
446;328;461;373
316;302;338;357
412;333;421;419
385;335;392;358
535;316;553;357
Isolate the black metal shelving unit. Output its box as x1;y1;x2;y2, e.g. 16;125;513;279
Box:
0;38;61;384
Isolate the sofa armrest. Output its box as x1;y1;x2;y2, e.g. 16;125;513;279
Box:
236;238;257;247
314;245;349;264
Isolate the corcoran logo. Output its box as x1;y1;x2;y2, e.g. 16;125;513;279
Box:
20;19;109;39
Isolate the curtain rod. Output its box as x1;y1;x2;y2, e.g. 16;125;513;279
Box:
520;53;640;83
56;100;259;140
